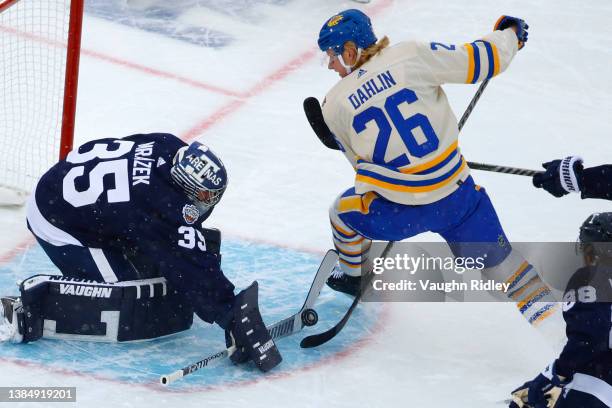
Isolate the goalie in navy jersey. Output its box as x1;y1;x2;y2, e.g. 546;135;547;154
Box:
509;214;612;408
0;133;281;372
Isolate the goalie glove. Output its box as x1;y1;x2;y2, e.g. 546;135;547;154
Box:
509;362;568;408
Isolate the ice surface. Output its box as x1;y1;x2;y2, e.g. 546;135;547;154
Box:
0;0;611;407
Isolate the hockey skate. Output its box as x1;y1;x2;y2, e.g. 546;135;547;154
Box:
326;266;361;297
0;296;23;343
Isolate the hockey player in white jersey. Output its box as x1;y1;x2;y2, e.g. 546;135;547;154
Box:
314;9;558;327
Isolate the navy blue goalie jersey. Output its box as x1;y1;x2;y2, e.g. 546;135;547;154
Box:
26;133;234;325
557;265;612;385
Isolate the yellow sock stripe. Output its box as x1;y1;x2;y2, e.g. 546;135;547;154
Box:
517;287;549;311
505;261;529;288
530;305;559;326
331;221;356;238
335;242;372;256
339;258;363;269
341;237;365;246
465;43;475;83
509;276;540;301
491;42;500;76
332;228;363;244
399;141;458;175
356;159;466;194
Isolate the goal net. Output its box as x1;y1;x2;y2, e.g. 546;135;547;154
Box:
0;0;83;205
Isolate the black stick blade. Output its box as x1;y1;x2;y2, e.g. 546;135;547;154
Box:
303;97;340;150
300;294;360;348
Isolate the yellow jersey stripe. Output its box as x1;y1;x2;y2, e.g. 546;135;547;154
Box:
465;43;475;83
356;159;466;194
399;141;459;175
491;42;500;76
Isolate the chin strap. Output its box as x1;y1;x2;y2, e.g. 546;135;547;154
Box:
340;48;362;74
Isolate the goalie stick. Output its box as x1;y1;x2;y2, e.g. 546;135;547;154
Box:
160;249;338;385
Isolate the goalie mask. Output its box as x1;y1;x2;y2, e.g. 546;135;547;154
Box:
170;142;228;213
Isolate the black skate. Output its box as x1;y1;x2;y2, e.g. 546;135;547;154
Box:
326;267;361;297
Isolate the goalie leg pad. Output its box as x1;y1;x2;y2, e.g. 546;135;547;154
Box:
17;275;193;343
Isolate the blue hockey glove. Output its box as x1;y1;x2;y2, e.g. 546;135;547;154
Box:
494;15;529;49
509;363;568;408
533;156;583;197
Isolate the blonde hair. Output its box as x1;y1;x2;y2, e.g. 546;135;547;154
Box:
344;36;390;69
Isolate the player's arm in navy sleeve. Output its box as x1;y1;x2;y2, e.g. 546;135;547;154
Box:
555;301;612;377
580;165;612;200
144;226;235;329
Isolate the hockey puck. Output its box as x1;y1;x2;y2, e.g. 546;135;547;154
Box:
301;309;318;327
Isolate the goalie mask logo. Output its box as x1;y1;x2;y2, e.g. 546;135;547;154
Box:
182;204;200;224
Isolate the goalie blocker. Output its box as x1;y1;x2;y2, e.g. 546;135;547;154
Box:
7;275;193;343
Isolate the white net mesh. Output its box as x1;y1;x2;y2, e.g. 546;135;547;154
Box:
0;0;72;201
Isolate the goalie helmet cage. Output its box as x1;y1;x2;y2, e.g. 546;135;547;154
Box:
0;0;83;205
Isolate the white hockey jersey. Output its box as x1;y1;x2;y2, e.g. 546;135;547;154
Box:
322;28;519;205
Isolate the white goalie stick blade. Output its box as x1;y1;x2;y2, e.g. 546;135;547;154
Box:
160;250;339;385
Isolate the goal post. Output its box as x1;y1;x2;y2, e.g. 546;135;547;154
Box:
0;0;84;205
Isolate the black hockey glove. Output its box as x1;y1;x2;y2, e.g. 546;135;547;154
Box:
494;15;529;49
509;362;567;408
532;156;583;197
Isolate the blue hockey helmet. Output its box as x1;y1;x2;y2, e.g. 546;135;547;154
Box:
318;9;377;55
171;142;228;212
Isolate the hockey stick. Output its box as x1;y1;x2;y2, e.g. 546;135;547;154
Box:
458;79;489;131
467;161;539;177
160;250;338;385
300;243;394;348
